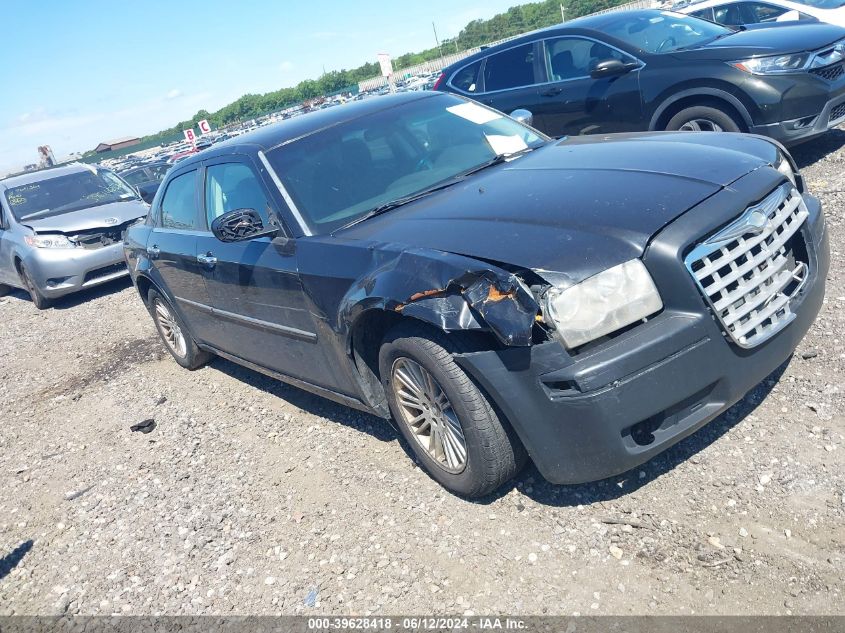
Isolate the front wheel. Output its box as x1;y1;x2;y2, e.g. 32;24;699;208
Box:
665;105;741;134
147;289;211;370
19;265;51;310
379;322;526;497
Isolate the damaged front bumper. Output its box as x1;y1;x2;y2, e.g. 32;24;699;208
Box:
453;186;828;485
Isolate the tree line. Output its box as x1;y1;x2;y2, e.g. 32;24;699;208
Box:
98;0;629;153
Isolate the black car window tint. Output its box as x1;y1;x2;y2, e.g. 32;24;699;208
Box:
483;44;536;91
205;162;271;227
692;7;715;19
451;60;482;93
160;170;198;230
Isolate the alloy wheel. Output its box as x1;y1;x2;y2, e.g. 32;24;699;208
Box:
153;299;187;358
678;118;724;132
391;357;467;473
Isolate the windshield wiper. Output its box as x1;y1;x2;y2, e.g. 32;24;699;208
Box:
337;179;463;231
336;148;536;232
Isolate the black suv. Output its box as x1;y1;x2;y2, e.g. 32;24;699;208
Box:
435;10;845;145
125;92;828;497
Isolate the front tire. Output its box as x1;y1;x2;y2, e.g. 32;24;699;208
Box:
19;265;51;310
379;322;526;497
665;105;741;134
147;289;211;370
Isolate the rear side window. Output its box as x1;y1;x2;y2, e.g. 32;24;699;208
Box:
713;3;746;24
691;7;715;19
159;170;198;230
450;60;482;93
483;43;536;92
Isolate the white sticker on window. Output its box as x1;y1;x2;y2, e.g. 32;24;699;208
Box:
484;134;528;156
446;102;502;125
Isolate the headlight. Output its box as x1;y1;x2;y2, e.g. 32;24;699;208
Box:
544;259;663;349
731;54;809;75
24;234;74;249
774;151;797;186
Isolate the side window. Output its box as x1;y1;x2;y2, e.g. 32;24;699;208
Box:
159;170;198;230
205;162;272;228
745;2;793;21
450;60;482;93
544;37;630;81
148;164;170;180
691;7;715;20
482;43;536;92
713;3;747;24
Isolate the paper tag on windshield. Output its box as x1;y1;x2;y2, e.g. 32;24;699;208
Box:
485;134;528;156
446;102;502;125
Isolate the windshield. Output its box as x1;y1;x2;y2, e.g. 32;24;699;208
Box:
600;10;731;53
121;169;150;186
265;94;546;235
5;168;138;221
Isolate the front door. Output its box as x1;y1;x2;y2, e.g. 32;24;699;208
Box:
195;157;348;391
533;36;643;137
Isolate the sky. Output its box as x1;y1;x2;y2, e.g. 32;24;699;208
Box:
0;0;522;175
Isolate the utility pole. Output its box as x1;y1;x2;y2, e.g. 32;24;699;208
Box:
432;22;444;60
560;3;566;22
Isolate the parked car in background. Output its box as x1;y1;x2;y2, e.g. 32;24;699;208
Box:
435;9;845;145
124;92;827;497
681;0;845;27
118;161;170;203
0;163;148;308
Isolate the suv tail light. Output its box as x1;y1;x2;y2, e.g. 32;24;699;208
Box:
432;72;446;91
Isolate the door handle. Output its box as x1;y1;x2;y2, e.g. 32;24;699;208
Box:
147;245;160;258
197;253;217;268
541;87;563;97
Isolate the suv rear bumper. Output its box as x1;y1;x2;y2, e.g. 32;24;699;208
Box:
455;188;828;485
21;242;129;299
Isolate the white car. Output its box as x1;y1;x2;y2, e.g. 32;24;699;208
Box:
679;0;845;28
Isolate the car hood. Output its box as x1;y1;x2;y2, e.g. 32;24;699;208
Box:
22;200;149;234
338;132;779;283
673;22;845;59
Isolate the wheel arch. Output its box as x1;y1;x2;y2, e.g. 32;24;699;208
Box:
650;88;754;132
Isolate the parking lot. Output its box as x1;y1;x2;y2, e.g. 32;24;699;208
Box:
0;129;843;616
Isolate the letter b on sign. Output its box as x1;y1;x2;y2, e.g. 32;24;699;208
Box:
183;128;196;144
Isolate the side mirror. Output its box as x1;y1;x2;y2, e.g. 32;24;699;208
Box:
590;59;638;79
211;208;279;242
509;109;534;127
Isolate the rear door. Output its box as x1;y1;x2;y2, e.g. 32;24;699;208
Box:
195;155;346;390
533;36;643;137
147;167;217;342
476;42;544;119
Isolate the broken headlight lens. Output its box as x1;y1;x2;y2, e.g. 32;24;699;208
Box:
24;234;74;249
775;151;797;186
544;259;663;349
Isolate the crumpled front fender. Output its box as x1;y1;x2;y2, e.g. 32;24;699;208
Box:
339;246;539;346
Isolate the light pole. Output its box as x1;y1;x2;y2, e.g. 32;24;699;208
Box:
432;22;444;60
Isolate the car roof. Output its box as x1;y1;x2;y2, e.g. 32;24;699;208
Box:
440;9;687;73
173;92;442;168
0;163;102;189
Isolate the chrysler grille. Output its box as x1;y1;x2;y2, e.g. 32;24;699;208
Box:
685;184;809;348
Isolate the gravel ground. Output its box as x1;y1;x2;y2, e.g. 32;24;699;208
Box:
1;131;844;617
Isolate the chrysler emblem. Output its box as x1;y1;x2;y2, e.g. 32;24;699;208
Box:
103;217;119;226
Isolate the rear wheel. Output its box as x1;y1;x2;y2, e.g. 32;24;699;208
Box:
379;321;526;497
148;289;211;370
665;105;741;134
19;265;51;310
